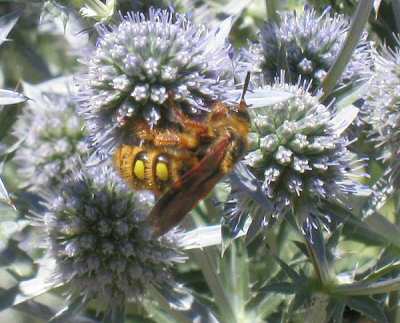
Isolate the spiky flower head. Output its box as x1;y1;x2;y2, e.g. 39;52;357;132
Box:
239;8;369;91
77;8;233;157
13;91;87;191
239;80;367;219
42;166;185;308
364;39;400;186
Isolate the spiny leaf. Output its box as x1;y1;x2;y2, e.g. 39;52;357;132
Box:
346;296;388;323
326;300;345;323
0;176;15;210
152;284;219;323
273;257;302;283
258;282;296;295
0;286;19;311
0;11;20;46
49;295;89;323
0;89;28;106
102;304;125;323
302;214;333;285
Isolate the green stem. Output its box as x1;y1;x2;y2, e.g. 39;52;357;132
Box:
266;0;279;23
148;286;192;323
295;203;333;287
331;276;400;296
183;218;237;323
388;193;400;323
321;0;373;100
393;0;400;33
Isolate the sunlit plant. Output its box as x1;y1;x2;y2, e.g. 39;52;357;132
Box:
2;1;400;323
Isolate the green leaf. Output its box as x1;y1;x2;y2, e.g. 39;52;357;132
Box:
102;305;125;323
13;259;61;306
243;88;294;108
335;82;369;111
326;300;345;323
301;214;333;285
321;0;373;98
273;257;302;283
346;296;388;323
0;176;15;210
258;282;296;295
363;261;400;282
333;276;400;296
0;89;28;106
0;11;20;46
151;284;219;323
0;286;19;311
49;295;89;323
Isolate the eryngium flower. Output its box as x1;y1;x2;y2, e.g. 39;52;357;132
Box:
13;92;87;191
363;40;400;186
77;8;233;157
42;167;185;308
239;8;369;91
241;80;367;216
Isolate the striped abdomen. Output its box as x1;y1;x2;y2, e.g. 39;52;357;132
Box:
113;145;197;195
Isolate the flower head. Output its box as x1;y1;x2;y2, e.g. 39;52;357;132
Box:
238;8;369;91
363;39;400;186
77;8;233;157
13;91;87;191
41;166;185;308
229;80;368;225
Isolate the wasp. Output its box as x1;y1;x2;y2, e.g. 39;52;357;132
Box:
114;73;251;236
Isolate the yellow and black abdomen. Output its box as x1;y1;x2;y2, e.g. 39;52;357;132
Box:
113;145;194;195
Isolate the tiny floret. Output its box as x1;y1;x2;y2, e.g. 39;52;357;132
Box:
231;80;368;224
13;92;87;191
77;8;233;157
364;38;400;186
42;167;185;307
238;8;369;91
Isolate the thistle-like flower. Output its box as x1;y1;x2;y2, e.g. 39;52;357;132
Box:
238;8;369;91
77;8;233;157
39;166;185;312
13;91;87;191
363;40;400;186
225;80;368;234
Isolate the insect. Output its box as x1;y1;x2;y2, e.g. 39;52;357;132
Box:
114;73;251;236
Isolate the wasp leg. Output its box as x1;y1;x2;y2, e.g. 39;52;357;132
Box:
153;131;199;150
167;96;209;135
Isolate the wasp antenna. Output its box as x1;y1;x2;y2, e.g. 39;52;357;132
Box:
241;72;251;101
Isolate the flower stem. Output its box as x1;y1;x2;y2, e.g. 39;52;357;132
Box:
332;276;400;296
266;0;279;23
321;0;373;99
183;217;237;323
392;0;400;33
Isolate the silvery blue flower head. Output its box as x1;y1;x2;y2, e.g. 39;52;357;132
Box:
238;7;369;91
13;91;87;191
77;8;234;158
226;79;369;233
40;166;186;312
364;38;400;186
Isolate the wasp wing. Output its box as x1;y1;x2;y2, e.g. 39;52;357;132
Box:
149;136;230;236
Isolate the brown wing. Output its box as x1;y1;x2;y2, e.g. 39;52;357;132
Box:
149;135;231;236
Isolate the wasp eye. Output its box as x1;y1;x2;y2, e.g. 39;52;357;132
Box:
133;153;147;180
155;155;169;182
